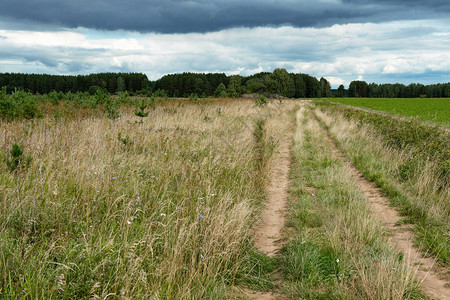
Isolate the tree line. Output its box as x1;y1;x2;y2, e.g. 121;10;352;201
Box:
1;71;448;98
0;73;149;94
0;69;331;98
334;81;450;98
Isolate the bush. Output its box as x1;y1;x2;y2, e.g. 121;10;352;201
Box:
0;88;42;120
255;95;268;106
134;98;149;118
104;96;120;120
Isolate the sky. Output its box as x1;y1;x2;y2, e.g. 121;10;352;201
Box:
0;0;449;87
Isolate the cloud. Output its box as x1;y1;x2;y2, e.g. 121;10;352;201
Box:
0;0;449;33
1;19;449;88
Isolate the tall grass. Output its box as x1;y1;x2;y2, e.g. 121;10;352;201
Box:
0;99;293;298
315;106;450;264
279;106;423;299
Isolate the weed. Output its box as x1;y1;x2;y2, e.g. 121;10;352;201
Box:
117;132;133;146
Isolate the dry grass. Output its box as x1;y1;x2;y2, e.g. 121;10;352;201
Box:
280;106;422;299
314;108;450;263
0;99;295;299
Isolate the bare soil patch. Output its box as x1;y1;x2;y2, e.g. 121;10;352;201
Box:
245;125;293;300
253;129;292;256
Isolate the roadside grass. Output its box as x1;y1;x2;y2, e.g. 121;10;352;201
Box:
279;105;423;299
328;98;450;126
314;106;450;265
0;99;292;298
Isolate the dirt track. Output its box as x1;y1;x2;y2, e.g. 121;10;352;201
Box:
246;106;449;300
246;123;293;300
317;114;450;300
253;129;292;257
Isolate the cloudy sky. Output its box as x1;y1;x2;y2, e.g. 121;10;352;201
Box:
0;0;449;87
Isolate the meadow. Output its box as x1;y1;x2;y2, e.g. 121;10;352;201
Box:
0;92;449;299
0;96;295;298
329;98;450;125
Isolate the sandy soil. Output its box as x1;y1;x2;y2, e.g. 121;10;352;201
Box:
245;126;293;300
253;130;292;257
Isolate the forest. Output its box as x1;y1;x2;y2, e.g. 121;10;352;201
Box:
0;70;449;98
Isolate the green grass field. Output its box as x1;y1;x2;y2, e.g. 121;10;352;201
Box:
329;98;450;125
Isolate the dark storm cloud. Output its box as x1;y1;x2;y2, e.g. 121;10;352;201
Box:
0;0;448;33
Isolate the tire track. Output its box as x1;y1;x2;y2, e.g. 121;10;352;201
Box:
253;128;292;257
245;121;293;300
315;112;450;300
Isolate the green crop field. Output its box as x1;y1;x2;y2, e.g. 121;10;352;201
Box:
329;98;450;126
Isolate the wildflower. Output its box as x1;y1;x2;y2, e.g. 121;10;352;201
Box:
200;254;204;259
200;215;204;220
112;177;117;180
34;178;39;182
101;177;103;179
210;193;216;196
336;259;340;263
198;197;204;200
127;220;132;225
97;190;100;193
160;213;166;217
50;229;55;232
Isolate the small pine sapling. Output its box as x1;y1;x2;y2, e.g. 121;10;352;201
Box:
105;96;120;120
134;98;149;118
5;143;32;173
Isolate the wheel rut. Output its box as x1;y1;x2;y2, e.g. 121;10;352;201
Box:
245;124;293;300
253;129;292;257
316;114;450;300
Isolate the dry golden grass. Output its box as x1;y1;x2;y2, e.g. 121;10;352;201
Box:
0;99;295;299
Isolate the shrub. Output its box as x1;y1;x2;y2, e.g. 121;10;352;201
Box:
0;88;41;120
104;96;120;120
134;98;149;118
255;95;268;106
5;143;32;172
